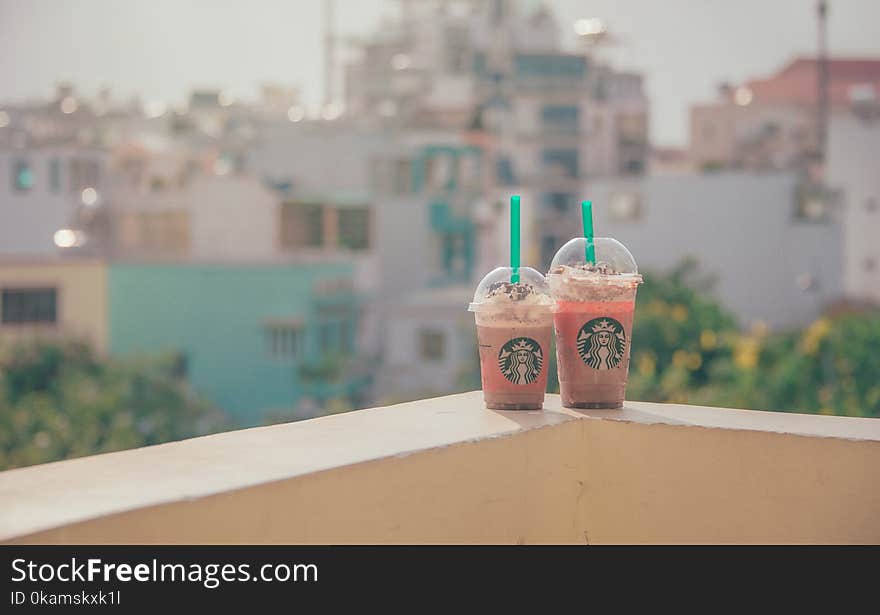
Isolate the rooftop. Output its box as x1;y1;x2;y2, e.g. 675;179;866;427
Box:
746;56;880;107
2;392;878;544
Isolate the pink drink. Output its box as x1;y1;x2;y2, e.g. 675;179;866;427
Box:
548;238;643;409
553;295;637;409
469;267;554;410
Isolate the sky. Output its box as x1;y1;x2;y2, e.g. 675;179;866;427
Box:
1;0;879;146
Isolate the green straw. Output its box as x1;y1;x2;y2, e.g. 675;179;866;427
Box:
582;200;596;264
510;195;521;283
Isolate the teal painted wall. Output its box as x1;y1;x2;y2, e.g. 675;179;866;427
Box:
414;145;480;286
108;263;358;426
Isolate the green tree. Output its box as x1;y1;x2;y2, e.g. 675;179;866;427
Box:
627;258;738;403
0;338;228;470
695;311;880;418
626;259;880;418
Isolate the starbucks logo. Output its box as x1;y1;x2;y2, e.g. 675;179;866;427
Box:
577;317;627;370
498;337;543;385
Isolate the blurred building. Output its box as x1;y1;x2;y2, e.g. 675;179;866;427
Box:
688;57;880;171
0;258;365;425
333;0;650;397
0;144;108;256
586;172;842;330
0;259;109;351
381;285;475;401
0;86;373;423
826;98;880;303
343;0;648;273
108;262;365;425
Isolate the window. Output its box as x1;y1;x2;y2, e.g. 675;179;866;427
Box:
609;191;642;222
426;155;452;189
796;193;829;222
496;157;515;186
419;329;445;361
49;158;61;192
12;159;33;192
340;319;353;353
337;207;371;251
458;155;479;190
441;232;469;279
540;235;560;272
542;149;579;179
541;105;579;133
282;202;371;252
543;192;573;213
69;158;99;192
621;159;645;175
319;321;342;354
280;202;325;249
393;159;412;194
515;54;586;80
118;211;190;253
617;112;647;145
304;205;325;247
1;288;57;324
265;325;302;360
445;26;470;74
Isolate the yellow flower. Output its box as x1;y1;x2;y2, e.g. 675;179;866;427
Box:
750;320;768;337
866;387;880;408
700;330;717;350
672;350;690;369
686;352;703;371
734;337;759;370
650;301;668;316
637;352;656;376
801;317;831;355
671;305;688;322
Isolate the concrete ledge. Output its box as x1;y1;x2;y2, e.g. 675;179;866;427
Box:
1;392;878;544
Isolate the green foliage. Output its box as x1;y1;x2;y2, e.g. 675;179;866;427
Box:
713;312;880;418
627;258;739;403
627;259;880;418
0;339;228;471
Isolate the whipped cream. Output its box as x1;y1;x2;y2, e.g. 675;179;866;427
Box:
548;264;642;303
472;281;553;326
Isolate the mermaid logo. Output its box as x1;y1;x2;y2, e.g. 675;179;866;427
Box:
577;317;627;370
498;337;543;385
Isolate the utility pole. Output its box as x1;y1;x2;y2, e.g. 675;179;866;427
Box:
324;0;336;106
817;0;829;163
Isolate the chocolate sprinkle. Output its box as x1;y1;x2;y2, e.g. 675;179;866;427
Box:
550;261;618;275
486;281;536;301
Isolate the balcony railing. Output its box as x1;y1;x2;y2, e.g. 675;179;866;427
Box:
1;392;878;544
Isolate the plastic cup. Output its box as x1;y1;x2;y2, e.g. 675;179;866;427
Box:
468;267;554;410
547;237;643;409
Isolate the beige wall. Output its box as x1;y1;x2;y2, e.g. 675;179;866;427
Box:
2;393;878;544
0;260;108;353
689;101;815;168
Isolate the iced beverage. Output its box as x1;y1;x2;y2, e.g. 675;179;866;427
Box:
469;267;554;410
548;238;643;409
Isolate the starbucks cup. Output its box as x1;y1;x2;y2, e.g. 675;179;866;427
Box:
547;238;643;409
468;267;554;410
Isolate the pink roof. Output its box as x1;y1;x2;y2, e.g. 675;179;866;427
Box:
745;57;880;106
